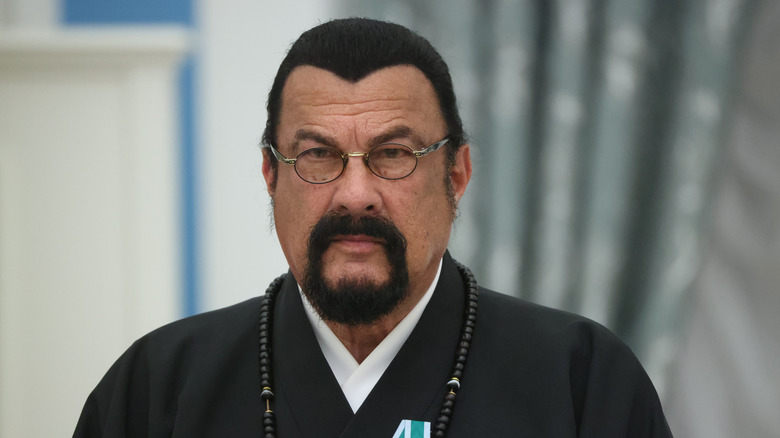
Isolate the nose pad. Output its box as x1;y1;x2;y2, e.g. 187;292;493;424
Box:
362;155;372;175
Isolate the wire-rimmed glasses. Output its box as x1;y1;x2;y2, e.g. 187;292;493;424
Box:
268;138;449;184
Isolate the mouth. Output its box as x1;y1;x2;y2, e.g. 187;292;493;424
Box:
329;234;385;253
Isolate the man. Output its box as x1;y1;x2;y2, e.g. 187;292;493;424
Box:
74;18;672;437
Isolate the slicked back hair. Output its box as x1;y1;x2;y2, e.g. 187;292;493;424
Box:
261;18;466;174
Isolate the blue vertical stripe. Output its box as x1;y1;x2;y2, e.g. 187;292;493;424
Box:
179;55;199;317
63;0;200;316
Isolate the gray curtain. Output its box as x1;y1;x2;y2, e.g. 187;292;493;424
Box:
664;2;780;436
338;0;755;397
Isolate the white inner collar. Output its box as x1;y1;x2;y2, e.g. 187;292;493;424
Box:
299;258;443;413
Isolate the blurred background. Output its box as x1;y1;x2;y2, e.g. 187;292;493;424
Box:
1;0;777;436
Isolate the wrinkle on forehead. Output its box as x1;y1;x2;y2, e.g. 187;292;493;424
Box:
290;97;420;122
288;125;428;153
302;96;410;109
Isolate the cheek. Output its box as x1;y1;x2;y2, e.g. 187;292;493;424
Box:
273;182;328;251
393;186;451;253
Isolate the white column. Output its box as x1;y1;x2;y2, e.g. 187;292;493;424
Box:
0;27;188;437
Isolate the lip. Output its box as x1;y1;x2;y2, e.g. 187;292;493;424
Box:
332;234;383;243
329;234;385;253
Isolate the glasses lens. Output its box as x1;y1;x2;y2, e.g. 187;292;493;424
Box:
296;147;344;183
368;144;417;179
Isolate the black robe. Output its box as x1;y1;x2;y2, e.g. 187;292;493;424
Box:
74;254;672;437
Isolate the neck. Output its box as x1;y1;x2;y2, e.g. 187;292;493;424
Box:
327;281;425;362
327;266;439;362
306;257;444;363
325;320;396;363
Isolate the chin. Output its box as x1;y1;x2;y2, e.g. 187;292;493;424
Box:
304;265;409;327
323;264;391;286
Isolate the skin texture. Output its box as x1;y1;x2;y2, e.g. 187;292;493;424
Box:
263;65;472;362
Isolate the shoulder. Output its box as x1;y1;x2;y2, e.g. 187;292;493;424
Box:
85;297;263;398
477;288;622;348
74;297;265;436
465;289;671;436
143;297;263;345
474;288;645;379
117;296;264;370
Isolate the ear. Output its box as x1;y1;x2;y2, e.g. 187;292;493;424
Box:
450;144;472;204
261;148;277;196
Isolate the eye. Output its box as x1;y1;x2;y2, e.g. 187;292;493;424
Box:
373;145;408;159
304;147;337;160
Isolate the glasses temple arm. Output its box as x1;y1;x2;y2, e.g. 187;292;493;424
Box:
268;145;296;165
413;138;449;157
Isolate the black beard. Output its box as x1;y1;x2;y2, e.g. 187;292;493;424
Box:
303;213;409;326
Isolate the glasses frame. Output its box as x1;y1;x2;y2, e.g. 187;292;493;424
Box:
269;138;449;184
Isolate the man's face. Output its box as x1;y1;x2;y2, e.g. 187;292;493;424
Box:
263;65;471;320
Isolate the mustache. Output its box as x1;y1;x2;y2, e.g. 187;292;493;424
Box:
308;213;407;254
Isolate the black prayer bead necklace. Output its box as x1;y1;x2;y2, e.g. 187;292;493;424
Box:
257;260;479;438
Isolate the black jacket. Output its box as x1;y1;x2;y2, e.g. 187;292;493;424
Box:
74;253;672;437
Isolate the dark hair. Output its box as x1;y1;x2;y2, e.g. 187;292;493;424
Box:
261;18;466;170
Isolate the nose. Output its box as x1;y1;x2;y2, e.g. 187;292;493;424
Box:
330;154;383;216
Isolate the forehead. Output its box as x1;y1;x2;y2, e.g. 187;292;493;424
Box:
278;65;446;146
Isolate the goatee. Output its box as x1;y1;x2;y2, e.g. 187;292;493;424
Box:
303;213;409;326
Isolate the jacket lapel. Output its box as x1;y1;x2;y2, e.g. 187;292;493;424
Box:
273;272;354;438
338;253;465;437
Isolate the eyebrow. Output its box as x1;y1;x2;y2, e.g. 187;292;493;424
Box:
368;126;424;148
291;130;338;154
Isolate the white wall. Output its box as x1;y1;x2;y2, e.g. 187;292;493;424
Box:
0;28;187;437
198;1;339;311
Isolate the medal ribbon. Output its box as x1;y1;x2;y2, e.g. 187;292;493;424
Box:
392;420;430;438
